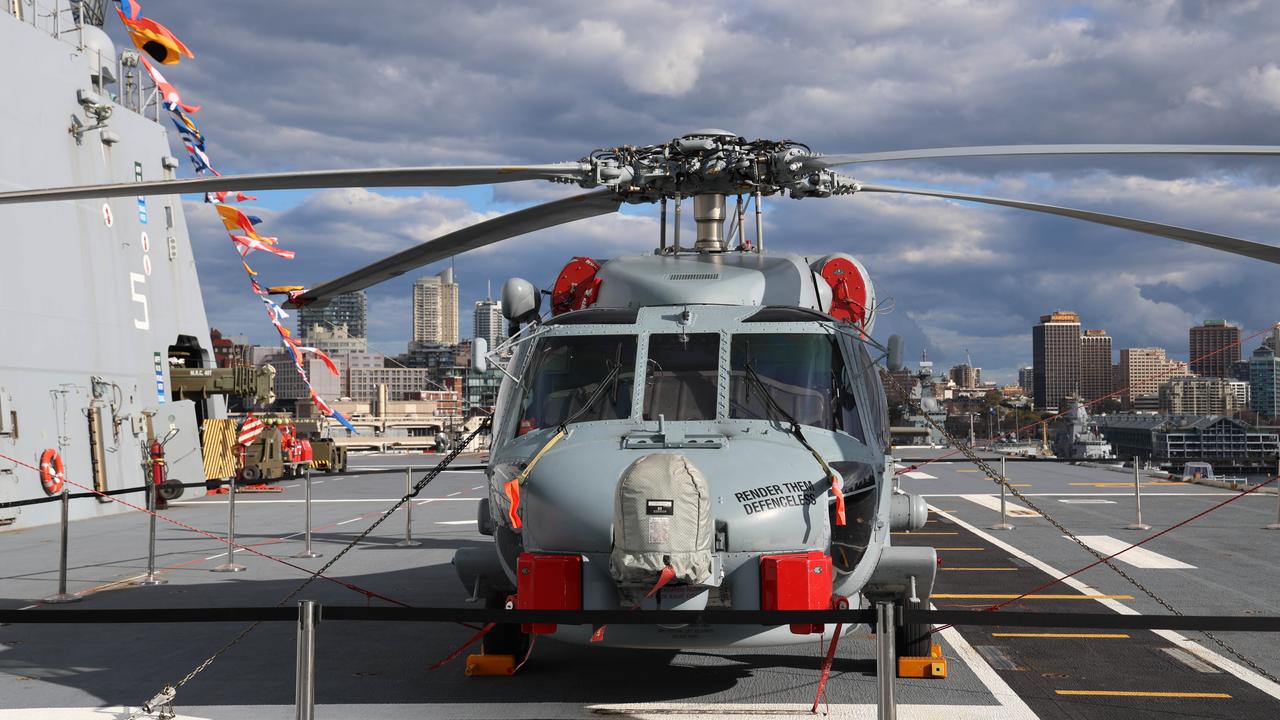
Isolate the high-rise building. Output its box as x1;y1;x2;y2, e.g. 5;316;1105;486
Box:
1249;345;1280;419
1158;377;1238;415
1117;347;1192;409
1228;379;1251;409
298;291;368;351
412;268;459;346
1032;311;1080;410
473;297;504;353
1017;366;1034;394
1189;320;1241;379
1080;329;1113;403
949;364;980;389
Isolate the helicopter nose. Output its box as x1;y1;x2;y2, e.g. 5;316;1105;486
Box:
609;453;714;588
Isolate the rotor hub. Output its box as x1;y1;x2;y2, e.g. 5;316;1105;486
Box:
575;133;859;203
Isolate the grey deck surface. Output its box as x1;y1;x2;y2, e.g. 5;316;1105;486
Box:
1;452;1278;718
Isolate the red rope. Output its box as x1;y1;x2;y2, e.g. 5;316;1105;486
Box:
925;474;1280;639
0;450;413;608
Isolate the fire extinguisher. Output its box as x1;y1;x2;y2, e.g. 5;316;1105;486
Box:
149;439;168;510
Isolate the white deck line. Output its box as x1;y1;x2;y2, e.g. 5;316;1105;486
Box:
922;492;1241;498
934;507;1280;701
1069;535;1196;569
959;494;1040;517
903;471;937;479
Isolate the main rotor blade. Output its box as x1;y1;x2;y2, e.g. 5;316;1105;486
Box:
806;144;1280;168
291;188;620;307
0;164;591;205
857;183;1280;265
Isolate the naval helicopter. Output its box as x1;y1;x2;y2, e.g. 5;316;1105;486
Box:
5;130;1280;670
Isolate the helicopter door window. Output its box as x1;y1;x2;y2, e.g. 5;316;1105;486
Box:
515;335;637;436
729;334;865;440
643;333;720;421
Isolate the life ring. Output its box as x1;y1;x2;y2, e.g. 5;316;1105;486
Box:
39;448;65;495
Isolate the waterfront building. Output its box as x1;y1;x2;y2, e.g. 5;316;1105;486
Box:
1158;377;1238;415
1249;345;1280;419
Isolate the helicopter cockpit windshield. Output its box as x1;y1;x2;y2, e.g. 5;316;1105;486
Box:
729;333;864;442
515;334;636;435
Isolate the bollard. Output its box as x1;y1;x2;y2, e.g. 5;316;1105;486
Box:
875;601;897;720
213;477;247;572
1127;457;1151;531
293;467;323;559
41;489;79;604
295;600;319;720
396;467;421;547
990;456;1014;531
134;479;166;585
1267;458;1280;531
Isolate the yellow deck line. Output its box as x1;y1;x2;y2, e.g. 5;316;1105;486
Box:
993;632;1129;638
941;567;1018;571
932;593;1134;599
935;547;986;551
1055;690;1230;699
891;532;959;535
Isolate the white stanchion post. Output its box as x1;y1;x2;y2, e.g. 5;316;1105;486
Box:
991;456;1014;531
396;467;421;548
213;477;247;572
135;479;166;585
876;601;897;720
1266;458;1280;531
293;467;322;559
42;489;79;603
295;600;319;720
1127;456;1151;531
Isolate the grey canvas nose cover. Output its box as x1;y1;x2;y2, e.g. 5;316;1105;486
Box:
610;453;713;585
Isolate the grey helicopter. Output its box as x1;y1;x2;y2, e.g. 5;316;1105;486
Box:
5;130;1280;673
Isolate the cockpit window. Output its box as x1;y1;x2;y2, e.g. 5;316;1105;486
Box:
643;333;720;421
729;333;864;440
515;335;636;436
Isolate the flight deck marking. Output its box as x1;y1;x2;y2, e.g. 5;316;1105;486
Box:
961;494;1040;517
438;520;477;525
1069;535;1195;569
903;471;937;479
1161;647;1223;673
336;517;362;525
936;547;986;551
941;567;1018;571
1054;690;1230;698
993;633;1129;639
933;594;1134;600
933;507;1280;701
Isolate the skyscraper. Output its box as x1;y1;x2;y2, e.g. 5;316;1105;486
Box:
1080;329;1113;403
473;297;504;353
1032;311;1080;410
412;268;459;346
1117;347;1191;409
1017;366;1034;394
1249;345;1280;419
1189;320;1241;379
297;291;368;352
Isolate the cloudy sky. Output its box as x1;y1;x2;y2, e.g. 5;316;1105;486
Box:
111;1;1280;382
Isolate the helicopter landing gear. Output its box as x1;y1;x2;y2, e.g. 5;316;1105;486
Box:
466;592;529;676
895;598;947;678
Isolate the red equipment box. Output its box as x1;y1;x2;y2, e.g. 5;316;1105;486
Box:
516;552;583;635
760;551;833;635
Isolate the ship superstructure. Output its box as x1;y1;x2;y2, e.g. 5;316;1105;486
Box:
0;0;220;530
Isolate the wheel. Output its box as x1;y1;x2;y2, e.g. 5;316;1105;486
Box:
480;592;529;659
157;480;184;501
896;599;932;659
241;466;260;482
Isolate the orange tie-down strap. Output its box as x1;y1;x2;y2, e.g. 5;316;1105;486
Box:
806;446;846;526
501;428;566;529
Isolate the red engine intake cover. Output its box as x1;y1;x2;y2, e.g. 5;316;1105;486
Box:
516;552;583;634
818;256;869;326
550;257;603;316
760;551;834;635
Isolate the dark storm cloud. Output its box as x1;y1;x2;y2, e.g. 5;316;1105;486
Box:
133;1;1280;382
